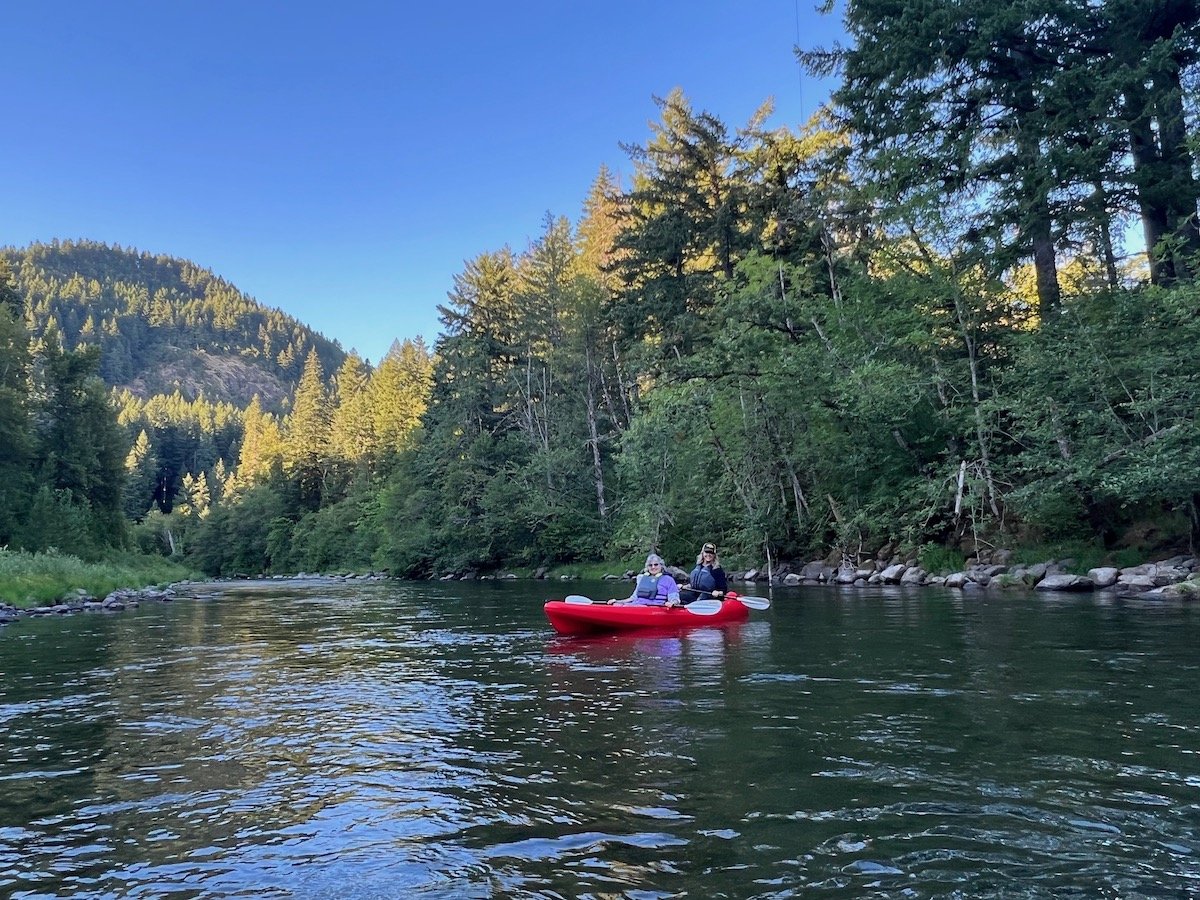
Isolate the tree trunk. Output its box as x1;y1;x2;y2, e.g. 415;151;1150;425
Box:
583;342;608;521
1124;66;1200;284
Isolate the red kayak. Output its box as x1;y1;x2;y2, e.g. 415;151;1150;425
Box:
544;594;750;636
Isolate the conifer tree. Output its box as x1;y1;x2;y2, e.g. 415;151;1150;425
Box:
0;292;32;545
233;396;285;492
329;353;375;470
284;348;332;509
369;338;432;462
123;429;159;519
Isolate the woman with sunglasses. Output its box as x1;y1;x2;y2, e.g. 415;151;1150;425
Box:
608;553;681;606
685;541;727;605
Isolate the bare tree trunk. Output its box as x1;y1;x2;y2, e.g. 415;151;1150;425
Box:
955;294;1003;519
584;341;608;521
908;225;1004;520
611;340;634;426
1091;180;1120;288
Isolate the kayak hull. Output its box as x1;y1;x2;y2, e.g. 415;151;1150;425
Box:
544;596;750;636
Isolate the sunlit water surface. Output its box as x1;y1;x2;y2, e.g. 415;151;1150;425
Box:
1;579;1198;898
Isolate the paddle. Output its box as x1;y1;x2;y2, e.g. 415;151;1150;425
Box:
681;599;722;615
562;594;723;615
731;594;771;610
684;588;771;610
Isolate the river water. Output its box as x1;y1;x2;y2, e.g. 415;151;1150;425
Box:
1;579;1197;898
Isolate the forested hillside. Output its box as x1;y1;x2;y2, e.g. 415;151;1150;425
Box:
0;240;354;521
2;0;1196;578
2;240;344;406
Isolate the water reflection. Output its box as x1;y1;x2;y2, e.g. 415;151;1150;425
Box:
0;579;1198;896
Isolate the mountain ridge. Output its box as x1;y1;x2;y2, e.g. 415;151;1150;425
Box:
2;239;348;409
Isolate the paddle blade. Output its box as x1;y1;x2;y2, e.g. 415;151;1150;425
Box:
734;595;771;610
564;595;595;605
683;599;723;615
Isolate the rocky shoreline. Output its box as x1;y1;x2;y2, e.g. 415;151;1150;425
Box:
3;554;1196;627
0;585;184;625
724;549;1200;600
0;574;392;626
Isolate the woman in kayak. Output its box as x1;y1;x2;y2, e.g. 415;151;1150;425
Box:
609;553;682;606
685;541;727;604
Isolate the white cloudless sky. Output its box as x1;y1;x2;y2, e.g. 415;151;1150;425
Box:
3;1;845;364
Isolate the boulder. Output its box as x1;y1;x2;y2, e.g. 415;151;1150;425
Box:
878;564;907;583
1087;567;1120;588
835;566;858;585
1117;574;1156;592
1035;573;1095;592
801;561;834;581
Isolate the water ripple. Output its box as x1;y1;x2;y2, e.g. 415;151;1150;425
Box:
1;580;1199;896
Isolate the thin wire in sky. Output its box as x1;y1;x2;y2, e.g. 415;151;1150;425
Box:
794;0;806;121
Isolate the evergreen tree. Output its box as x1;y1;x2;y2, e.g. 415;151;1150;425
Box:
368;338;433;462
123;429;159;520
329;353;375;472
27;335;129;551
284;348;333;509
0;297;32;545
233;396;285;492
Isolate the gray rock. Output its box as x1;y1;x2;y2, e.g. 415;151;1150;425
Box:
944;572;968;588
878;564;907;583
1088;567;1119;587
801;562;834;581
1035;574;1095;592
1026;562;1050;580
1152;566;1189;586
1118;574;1156;591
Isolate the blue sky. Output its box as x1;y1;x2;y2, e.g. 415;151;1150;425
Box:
5;2;844;365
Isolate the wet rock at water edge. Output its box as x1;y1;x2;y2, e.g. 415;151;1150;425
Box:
1035;574;1095;592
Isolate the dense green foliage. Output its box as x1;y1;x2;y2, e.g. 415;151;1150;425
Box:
3;1;1196;578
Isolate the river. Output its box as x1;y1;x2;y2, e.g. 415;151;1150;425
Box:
1;579;1197;897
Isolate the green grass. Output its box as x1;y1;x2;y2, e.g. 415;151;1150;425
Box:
0;549;197;608
532;560;632;580
919;545;967;576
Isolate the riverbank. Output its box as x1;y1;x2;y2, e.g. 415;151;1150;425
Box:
4;547;1197;629
0;549;196;610
469;546;1200;601
748;548;1200;600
